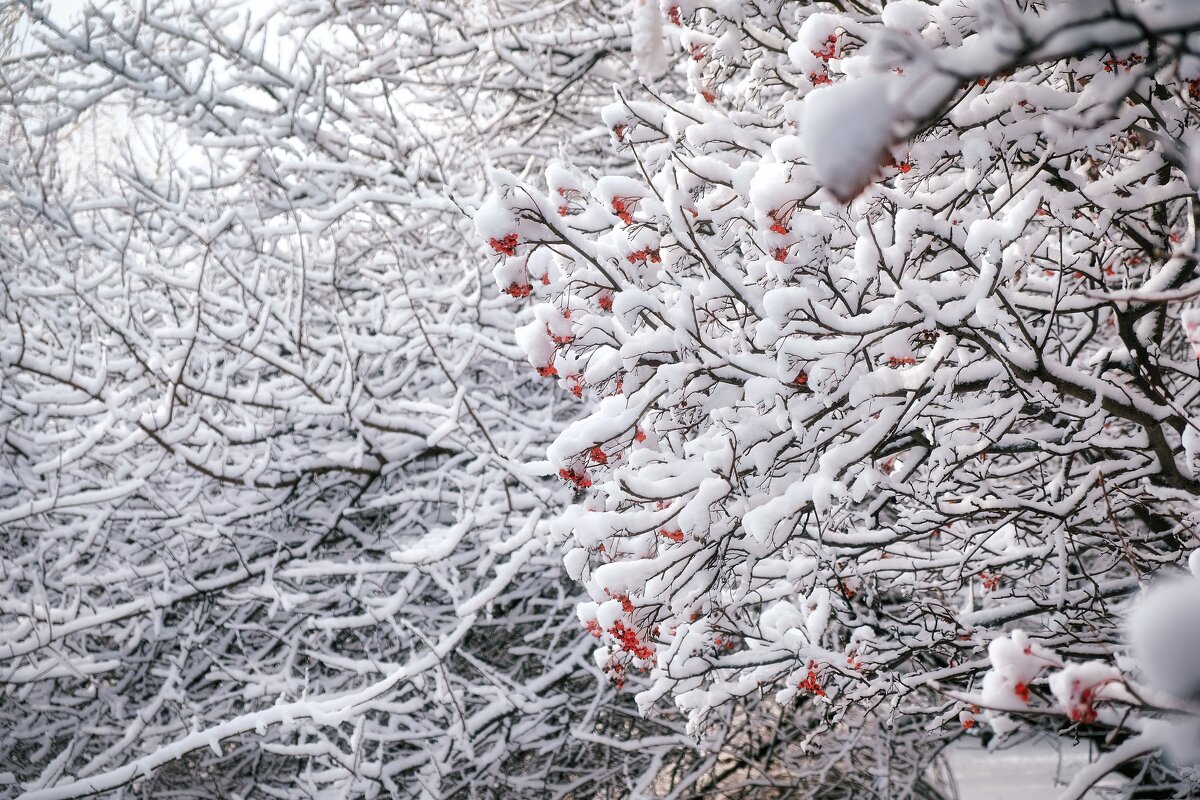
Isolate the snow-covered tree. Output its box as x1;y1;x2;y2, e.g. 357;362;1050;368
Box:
485;0;1200;794
0;2;720;797
14;0;1200;796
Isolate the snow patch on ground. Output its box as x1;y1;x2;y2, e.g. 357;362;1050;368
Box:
947;739;1123;799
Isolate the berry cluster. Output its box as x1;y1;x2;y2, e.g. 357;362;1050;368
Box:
1066;684;1098;723
812;34;838;62
1102;52;1144;73
612;197;636;224
626;248;661;264
798;662;826;697
608;621;654;659
558;468;592;489
489;233;518;256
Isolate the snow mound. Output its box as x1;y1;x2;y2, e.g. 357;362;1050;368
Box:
1128;574;1200;701
800;77;896;202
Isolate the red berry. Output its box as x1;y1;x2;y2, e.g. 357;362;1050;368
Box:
489;233;519;256
612;197;635;224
